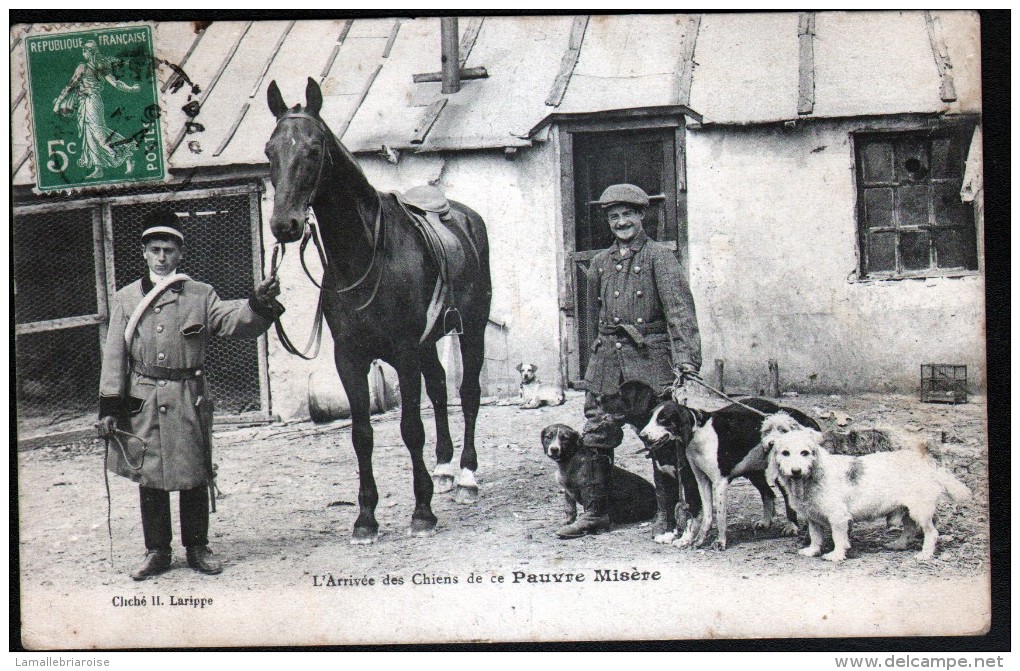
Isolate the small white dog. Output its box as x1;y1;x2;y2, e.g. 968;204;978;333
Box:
765;425;971;562
517;363;565;409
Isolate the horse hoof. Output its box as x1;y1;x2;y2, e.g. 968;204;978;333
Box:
432;474;455;493
454;485;479;504
350;528;378;545
409;518;437;537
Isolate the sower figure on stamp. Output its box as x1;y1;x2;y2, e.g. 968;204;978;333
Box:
97;211;284;580
52;40;140;180
557;184;702;539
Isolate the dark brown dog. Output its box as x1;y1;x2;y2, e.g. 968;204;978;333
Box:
540;423;657;526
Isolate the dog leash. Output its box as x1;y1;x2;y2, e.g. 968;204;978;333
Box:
675;374;771;418
100;426;150;564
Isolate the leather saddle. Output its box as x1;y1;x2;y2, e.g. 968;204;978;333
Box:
397;185;468;284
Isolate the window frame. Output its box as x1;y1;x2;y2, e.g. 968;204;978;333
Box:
851;119;981;281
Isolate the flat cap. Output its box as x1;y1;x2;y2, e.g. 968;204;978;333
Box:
598;183;650;209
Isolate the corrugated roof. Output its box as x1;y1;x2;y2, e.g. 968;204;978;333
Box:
11;12;982;185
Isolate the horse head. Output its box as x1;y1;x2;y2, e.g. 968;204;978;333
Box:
265;77;327;244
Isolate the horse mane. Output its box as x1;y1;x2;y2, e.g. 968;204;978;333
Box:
286;103;372;188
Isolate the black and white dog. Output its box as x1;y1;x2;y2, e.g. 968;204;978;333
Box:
639;394;821;549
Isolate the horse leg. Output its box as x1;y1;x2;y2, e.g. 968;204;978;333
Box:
335;357;379;545
420;344;456;494
454;321;486;504
396;360;439;536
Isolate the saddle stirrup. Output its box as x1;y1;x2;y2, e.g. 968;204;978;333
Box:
443;306;464;336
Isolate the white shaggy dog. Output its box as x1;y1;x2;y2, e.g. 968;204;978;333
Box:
766;426;971;562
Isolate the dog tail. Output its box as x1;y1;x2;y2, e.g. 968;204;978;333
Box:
933;467;972;502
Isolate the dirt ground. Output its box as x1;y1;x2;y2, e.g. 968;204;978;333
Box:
17;388;989;595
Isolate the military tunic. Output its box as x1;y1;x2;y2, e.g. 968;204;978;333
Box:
583;230;701;396
99;276;278;491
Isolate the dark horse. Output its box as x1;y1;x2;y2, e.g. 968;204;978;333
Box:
265;78;492;543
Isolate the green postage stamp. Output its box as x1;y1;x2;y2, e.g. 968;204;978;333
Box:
23;24;165;192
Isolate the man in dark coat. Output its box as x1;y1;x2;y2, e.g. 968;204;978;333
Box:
98;210;283;580
557;184;702;539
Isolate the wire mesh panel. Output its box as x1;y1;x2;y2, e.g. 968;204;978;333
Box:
16;325;103;435
110;193;262;414
14;207;103;438
14;208;99;325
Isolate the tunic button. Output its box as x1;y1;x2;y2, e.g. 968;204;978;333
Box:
614;342;623;350
636;291;643;297
613;317;620;324
154;307;161;314
615;264;623;271
637;318;644;324
158;380;167;387
634;266;641;273
613;290;620;297
159;405;167;414
156;325;164;333
157;352;166;360
195;369;202;377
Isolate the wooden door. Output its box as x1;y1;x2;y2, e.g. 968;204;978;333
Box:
566;127;681;384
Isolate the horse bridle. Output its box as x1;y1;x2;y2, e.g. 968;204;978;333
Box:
269;111;385;308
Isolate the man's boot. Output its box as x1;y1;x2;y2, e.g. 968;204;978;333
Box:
181;485;222;575
651;467;679;536
186;546;223;575
130;550;172;581
133;487;173;580
556;451;613;539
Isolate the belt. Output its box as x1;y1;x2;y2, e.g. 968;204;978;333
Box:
131;361;204;381
598;321;667;348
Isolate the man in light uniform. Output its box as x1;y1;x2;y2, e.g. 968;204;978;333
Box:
98;210;283;579
557;184;702;539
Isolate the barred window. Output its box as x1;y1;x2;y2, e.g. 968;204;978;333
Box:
854;125;978;279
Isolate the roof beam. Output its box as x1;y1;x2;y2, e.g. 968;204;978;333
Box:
320;19;354;81
335;62;383;139
924;11;957;103
797;12;816;115
458;16;484;67
545;15;589;107
411;98;448;145
382;19;402;58
161;23;208;93
169;21;252;157
249;20;295;98
675;14;702;107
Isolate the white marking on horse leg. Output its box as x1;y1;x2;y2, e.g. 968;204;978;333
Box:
454;468;479;504
456;468;478;489
432;461;456;493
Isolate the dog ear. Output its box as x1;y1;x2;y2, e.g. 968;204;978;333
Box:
539;425;554;446
765;439;780;484
531;364;538;374
517;363;525;373
564;426;581;450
